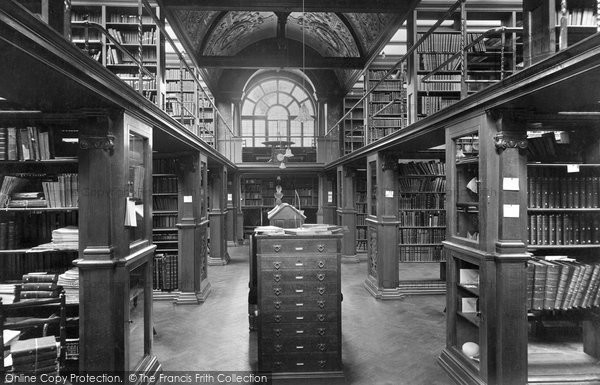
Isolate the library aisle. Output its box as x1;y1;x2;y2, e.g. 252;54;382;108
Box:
153;246;452;385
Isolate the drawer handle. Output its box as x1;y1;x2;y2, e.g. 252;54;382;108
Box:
317;343;327;352
274;328;282;337
296;316;304;320
274;344;282;352
274;301;281;310
317;273;325;281
295;289;304;293
274;274;281;282
296;363;305;367
273;262;281;270
318;287;326;295
274;315;282;323
318;360;327;368
273;245;281;252
296;303;304;307
274;288;282;296
317;244;325;252
295;247;304;251
318;261;325;268
317;314;326;322
295;261;304;267
317;328;326;336
295;275;304;280
317;300;325;309
295;330;304;334
296;345;304;350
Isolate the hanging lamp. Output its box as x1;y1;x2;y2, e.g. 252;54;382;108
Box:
294;0;313;123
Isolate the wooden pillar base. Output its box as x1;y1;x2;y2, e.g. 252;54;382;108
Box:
208;253;230;265
174;281;212;305
364;275;406;300
152;290;178;301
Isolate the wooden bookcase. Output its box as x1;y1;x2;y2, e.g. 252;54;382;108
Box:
70;1;165;106
343;89;365;155
165;60;215;145
355;171;367;253
151;156;178;292
365;67;407;144
0;119;79;282
241;175;319;237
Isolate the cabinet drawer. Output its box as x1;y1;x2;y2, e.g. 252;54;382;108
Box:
262;270;337;284
261;282;338;298
260;352;341;372
261;336;339;354
261;295;339;312
258;255;337;271
260;310;338;324
257;238;339;255
261;322;339;339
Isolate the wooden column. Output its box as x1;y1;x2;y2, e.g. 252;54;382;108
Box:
490;111;529;385
174;152;211;304
208;165;230;265
234;172;244;245
337;165;358;263
225;174;236;246
319;173;337;225
364;152;401;299
76;110;160;375
316;172;325;224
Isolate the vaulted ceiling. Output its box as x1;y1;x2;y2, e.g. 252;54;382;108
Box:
157;0;418;98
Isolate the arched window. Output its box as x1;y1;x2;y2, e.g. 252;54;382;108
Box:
241;78;315;149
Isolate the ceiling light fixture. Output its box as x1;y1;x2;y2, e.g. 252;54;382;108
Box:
294;0;313;123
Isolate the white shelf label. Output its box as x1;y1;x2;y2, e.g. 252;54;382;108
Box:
567;164;580;173
327;191;333;203
183;195;193;203
503;204;520;218
502;177;519;191
385;190;394;198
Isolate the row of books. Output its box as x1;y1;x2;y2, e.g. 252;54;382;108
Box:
152;176;178;193
167;92;197;104
528;257;600;311
166;80;196;92
0;221;17;250
368;103;404;115
9;335;60;375
153;196;178;211
370;119;404;128
419;96;459;116
107;12;153;24
418;53;460;72
356;214;367;226
42;173;78;208
107;28;156;45
399;228;445;244
398;195;445;210
416;32;487;54
371;91;404;102
153;158;178;174
527;132;559;161
528;213;600;246
399;211;446;227
398;161;446;175
418;74;462;92
356;239;367;252
70;11;102;23
153;215;177;229
398;178;446;193
0;211;76;250
166;68;195;80
153;253;178;291
527;174;599;209
0;126;54;161
356;227;367;240
399;245;445;262
168;102;198;118
152;232;177;242
107;47;157;65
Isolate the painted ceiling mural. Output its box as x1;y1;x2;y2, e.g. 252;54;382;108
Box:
172;10;219;57
286;12;360;58
202;12;278;56
343;13;398;55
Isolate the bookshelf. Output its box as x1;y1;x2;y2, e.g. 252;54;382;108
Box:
343;89;365;155
165;62;216;144
152;156;178;292
366;67;407;144
0;122;79;282
525;128;600;383
397;160;446;263
241;175;318;237
70;1;165;105
355;171;367;253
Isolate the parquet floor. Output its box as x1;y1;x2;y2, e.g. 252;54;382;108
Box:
153;245;454;385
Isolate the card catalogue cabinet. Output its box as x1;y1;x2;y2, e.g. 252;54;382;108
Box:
256;234;343;379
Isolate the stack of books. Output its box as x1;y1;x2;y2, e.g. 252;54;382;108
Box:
9;335;59;375
7;192;47;208
19;273;60;300
57;268;79;304
0;283;17;304
50;227;78;250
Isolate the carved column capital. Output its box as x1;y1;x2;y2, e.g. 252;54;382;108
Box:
382;154;398;171
494;132;528;153
79;134;116;155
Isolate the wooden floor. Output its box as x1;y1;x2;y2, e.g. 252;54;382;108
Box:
153;245;454;385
